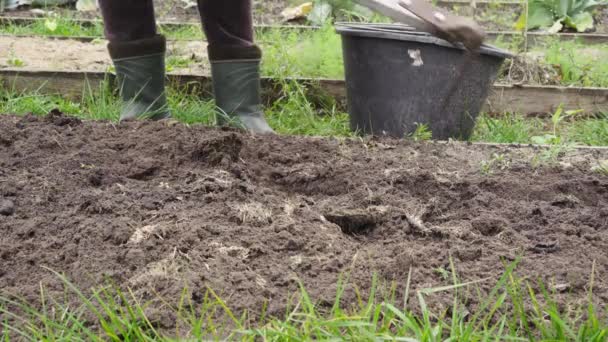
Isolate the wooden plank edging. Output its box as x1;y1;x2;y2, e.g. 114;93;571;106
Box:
467;141;608;151
0;69;607;115
3;31;608;47
486;31;608;45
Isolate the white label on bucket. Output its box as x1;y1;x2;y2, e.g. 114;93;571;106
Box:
408;49;423;67
434;12;446;22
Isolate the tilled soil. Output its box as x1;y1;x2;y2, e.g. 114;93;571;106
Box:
1;113;608;329
0;36;209;74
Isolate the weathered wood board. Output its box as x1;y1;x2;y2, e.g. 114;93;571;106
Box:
1;69;606;115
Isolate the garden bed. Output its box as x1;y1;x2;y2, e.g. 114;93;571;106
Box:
1;112;607;332
0;35;209;74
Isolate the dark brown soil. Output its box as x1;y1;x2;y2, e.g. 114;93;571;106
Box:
1;113;608;330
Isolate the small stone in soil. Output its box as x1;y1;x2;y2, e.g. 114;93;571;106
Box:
454;247;483;261
0;199;15;216
552;283;571;293
531;241;560;253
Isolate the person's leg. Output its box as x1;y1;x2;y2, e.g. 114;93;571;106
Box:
197;0;255;48
98;0;157;42
197;0;274;134
98;0;170;121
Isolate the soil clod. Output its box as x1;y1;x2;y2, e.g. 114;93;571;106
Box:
551;194;581;208
88;170;104;187
471;217;506;236
127;159;161;181
324;209;378;235
531;241;560;254
0;199;15;216
404;213;439;236
0;129;15;147
44;109;82;127
454;247;483;261
191;133;243;166
552;283;571;293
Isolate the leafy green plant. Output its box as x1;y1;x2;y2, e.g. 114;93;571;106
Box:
307;0;382;24
44;17;58;33
480;153;512;175
5;46;25;68
308;0;335;25
7;57;25;67
408;123;433;141
531;142;574;167
516;0;608;33
530;105;582;145
433;267;451;280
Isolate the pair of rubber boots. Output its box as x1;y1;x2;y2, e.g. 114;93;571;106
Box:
108;35;273;134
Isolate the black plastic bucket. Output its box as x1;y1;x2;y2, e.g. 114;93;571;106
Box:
335;23;512;140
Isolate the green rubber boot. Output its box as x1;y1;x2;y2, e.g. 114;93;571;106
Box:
108;35;170;121
209;45;274;134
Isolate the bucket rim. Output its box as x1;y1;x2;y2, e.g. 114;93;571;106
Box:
334;22;514;59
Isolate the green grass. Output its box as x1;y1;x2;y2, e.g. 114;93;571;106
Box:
543;40;608;88
1;81;607;145
0;17;205;39
472;112;545;144
472;111;608;146
0;78;352;137
261;24;344;79
0;16;104;37
567;116;608;146
266;80;352;136
165;54;198;72
1;261;606;340
159;24;205;41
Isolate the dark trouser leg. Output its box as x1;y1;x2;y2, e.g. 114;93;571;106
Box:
98;0;169;121
197;0;274;134
197;0;255;49
98;0;157;42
